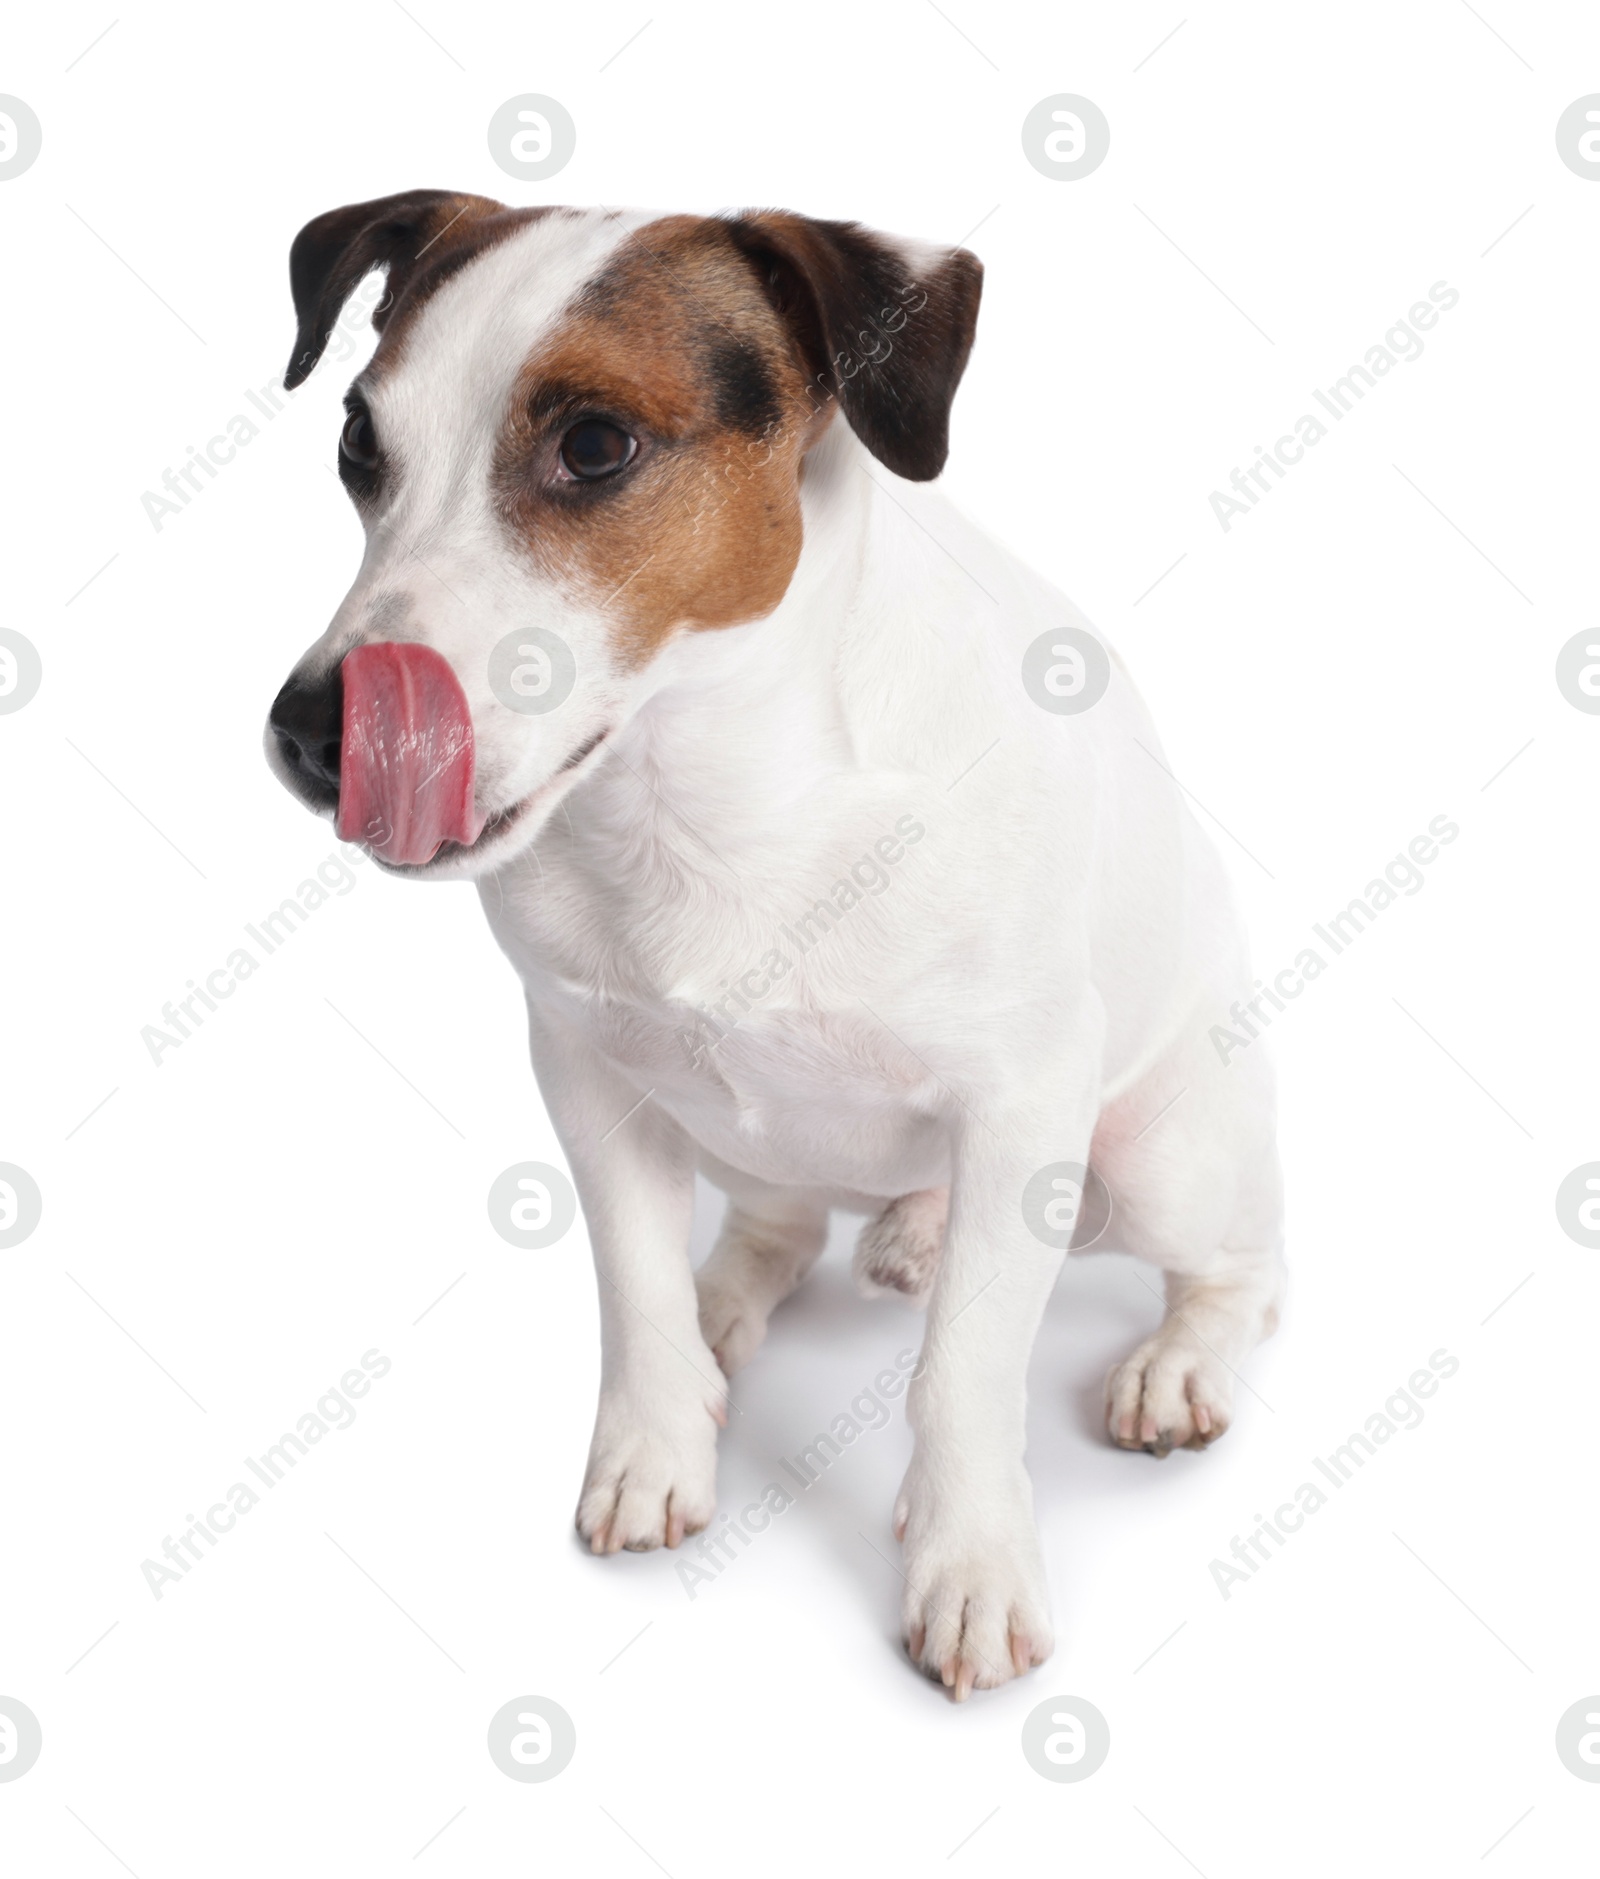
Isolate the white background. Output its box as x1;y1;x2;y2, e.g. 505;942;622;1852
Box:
3;1;1597;1871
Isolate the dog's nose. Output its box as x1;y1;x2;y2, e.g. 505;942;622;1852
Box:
269;665;344;805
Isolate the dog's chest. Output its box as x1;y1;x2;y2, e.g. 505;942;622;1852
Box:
561;973;947;1190
494;861;949;1191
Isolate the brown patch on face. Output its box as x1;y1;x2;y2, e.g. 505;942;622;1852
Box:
490;216;822;662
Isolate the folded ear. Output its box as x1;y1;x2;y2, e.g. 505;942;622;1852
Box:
722;211;982;480
283;188;505;389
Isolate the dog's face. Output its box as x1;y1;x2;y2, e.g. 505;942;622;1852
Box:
266;194;981;878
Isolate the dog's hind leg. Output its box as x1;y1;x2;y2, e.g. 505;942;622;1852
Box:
1095;1020;1285;1457
695;1174;829;1376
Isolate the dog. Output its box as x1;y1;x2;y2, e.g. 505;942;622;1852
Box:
267;191;1284;1700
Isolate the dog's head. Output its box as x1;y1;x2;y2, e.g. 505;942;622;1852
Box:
265;193;981;877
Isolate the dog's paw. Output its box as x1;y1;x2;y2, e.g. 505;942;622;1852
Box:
694;1207;824;1375
1106;1330;1233;1456
576;1387;721;1554
695;1264;772;1377
852;1188;948;1303
892;1469;1053;1700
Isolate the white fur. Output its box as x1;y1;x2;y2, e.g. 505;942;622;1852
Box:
280;210;1285;1698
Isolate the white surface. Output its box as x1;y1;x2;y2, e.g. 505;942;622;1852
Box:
2;1;1594;1871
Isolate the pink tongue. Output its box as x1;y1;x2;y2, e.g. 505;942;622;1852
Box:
337;643;484;865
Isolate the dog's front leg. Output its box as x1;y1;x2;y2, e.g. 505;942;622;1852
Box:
895;1089;1094;1698
525;1003;724;1555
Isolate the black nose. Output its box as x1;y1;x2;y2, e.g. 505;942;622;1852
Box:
269;665;344;809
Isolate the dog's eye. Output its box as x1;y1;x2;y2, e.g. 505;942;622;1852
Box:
340;406;379;469
559;420;636;480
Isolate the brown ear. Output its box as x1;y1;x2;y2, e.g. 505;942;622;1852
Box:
721;211;982;481
283;189;505;389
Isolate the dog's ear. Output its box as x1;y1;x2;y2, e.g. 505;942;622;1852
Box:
722;212;982;481
284;189;504;389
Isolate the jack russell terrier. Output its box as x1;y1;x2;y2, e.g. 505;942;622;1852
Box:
267;191;1284;1700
